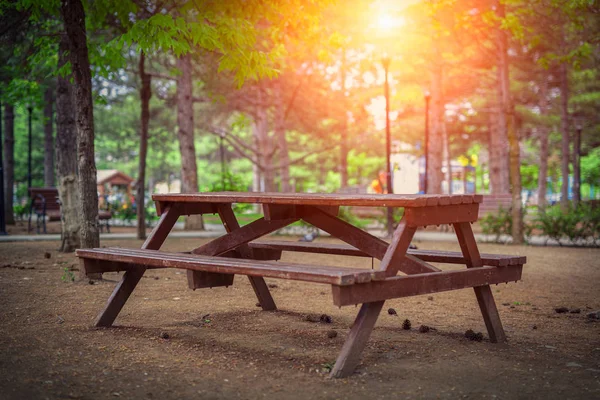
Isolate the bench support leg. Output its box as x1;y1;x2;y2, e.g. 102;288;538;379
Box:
95;269;144;327
248;276;276;311
94;204;180;327
330;300;384;378
217;204;277;311
454;222;506;343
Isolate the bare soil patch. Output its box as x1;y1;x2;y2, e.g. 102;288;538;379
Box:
1;237;599;399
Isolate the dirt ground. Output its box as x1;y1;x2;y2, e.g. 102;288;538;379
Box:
5;219;150;235
0;236;599;400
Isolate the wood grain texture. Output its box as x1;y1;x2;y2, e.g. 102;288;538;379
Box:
454;222;507;343
379;220;417;276
330;301;385;378
88;204;180;327
191;217;297;257
76;247;386;286
403;203;479;226
247;241;526;266
152;192;483;208
331;265;523;306
300;206;388;259
216;204;277;311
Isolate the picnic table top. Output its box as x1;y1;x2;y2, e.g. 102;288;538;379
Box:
152;192;483;208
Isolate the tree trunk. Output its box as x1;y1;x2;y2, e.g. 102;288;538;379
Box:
537;80;549;213
55;34;80;252
559;63;570;211
496;0;523;244
274;79;290;192
254;102;274;192
339;49;348;189
176;54;204;230
137;51;151;240
537;127;549;212
427;62;444;194
442;119;452;194
488;112;510;193
60;0;100;278
3;103;14;225
43;86;55;187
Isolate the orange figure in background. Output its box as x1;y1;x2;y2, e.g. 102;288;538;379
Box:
371;171;387;194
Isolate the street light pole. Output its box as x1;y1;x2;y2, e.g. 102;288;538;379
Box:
0;100;7;235
219;133;225;189
27;105;33;191
424;91;431;194
382;54;394;237
574;123;582;207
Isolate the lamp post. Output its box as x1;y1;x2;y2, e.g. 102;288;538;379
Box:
382;54;394;237
423;91;431;194
219;132;226;190
27;105;33;191
574;121;582;207
0;100;6;235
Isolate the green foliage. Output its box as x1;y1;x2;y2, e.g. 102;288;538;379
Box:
61;267;75;282
110;200;136;224
535;204;600;246
480;207;533;243
337;207;370;229
208;171;253;213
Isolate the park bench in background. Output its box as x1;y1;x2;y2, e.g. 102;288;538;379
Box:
479;193;512;217
28;188;61;234
28;187;112;234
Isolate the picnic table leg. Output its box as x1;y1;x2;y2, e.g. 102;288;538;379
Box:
454;222;507;343
330;300;384;378
217;204;277;311
95;204;180;327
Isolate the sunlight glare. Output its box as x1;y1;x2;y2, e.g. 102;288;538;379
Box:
377;14;406;31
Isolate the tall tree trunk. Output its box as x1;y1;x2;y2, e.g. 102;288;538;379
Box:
427;62;444;194
537;80;549;212
274;79;290;192
137;51;151;240
559;63;570;211
60;0;100;277
43;86;55;187
488;112;510;193
176;54;204;230
253;99;274;191
339;49;348;189
496;0;523;244
573;125;581;207
537;127;549;212
55;35;80;252
442;119;452;193
3;103;14;225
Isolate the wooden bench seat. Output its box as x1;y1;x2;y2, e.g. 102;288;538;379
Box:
77;247;386;286
248;240;526;267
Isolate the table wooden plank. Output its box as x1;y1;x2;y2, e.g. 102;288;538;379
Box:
152;192;483;208
331;265;523;306
247;241;526;266
77;247;385;286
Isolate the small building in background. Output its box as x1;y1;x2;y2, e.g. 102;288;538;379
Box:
97;169;134;208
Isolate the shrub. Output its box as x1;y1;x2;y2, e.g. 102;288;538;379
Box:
480;206;513;242
480;206;533;243
535;204;600;246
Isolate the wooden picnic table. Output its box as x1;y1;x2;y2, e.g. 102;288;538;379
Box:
77;192;525;378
